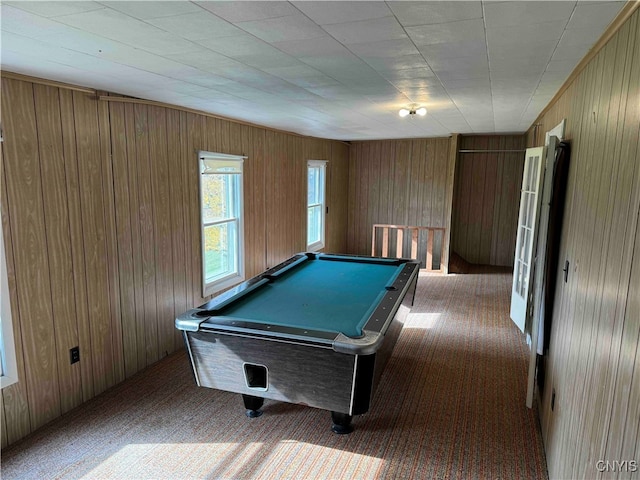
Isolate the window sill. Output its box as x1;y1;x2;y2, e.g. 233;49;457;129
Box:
1;374;19;389
307;241;325;252
203;273;245;298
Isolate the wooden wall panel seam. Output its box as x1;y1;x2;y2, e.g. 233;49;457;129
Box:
59;89;94;403
98;92;125;387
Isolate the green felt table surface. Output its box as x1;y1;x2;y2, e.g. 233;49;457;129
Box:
218;258;403;337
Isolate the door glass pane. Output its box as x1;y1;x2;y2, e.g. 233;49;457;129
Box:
203;221;237;283
521;263;529;296
517;226;526;260
523;228;530;264
530;156;540;188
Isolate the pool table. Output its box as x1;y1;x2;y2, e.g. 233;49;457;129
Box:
176;252;420;433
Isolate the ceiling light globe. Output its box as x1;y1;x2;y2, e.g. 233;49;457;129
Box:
416;107;427;116
399;108;410;117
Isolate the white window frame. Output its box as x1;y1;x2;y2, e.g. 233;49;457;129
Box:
199;151;246;297
1;216;19;389
307;160;327;252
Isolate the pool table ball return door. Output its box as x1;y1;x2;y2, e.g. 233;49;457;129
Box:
176;253;420;434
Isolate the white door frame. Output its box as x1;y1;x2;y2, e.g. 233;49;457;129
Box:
510;147;546;333
525;120;565;408
526;136;558;407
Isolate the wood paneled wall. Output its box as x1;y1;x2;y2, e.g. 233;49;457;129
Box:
0;77;349;448
346;138;453;265
451;134;526;267
527;9;640;479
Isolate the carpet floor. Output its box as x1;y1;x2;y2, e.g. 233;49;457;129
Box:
0;271;548;480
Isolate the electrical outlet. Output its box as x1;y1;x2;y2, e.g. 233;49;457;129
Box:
70;346;80;364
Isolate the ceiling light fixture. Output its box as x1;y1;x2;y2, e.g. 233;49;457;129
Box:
399;107;427;117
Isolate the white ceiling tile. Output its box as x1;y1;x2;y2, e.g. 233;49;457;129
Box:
545;60;575;74
177;71;236;89
1;5;77;38
5;1;103;17
388;1;483;27
550;44;591;62
2;47;86;79
197;34;282;58
195;1;299;23
381;67;438;81
363;55;431;75
441;76;491;89
567;2;626;30
490;56;549;74
53;7;201;55
347;38;420;59
101;1;202;20
307;84;359;101
428;56;489;72
214;64;281;84
486;21;567;47
556;26;602;48
402;88;452;104
148;12;243;41
418;40;487;62
235;52;300;70
236;14;327;43
484;1;576;28
3;38;161;90
406;18;485;46
391;77;443;91
27;26;127;57
437;69;491;81
164;48;242;72
490;70;539;82
322;16;407;45
491;83;538;95
292;1;392;25
262;65;339;88
272;36;349;57
449;87;492;99
488;39;558;60
298;53;380;82
155;81;212;95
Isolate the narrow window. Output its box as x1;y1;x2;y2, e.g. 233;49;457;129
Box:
307;160;327;252
199;152;246;296
1;218;18;389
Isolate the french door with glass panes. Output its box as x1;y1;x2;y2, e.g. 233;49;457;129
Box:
510;146;546;333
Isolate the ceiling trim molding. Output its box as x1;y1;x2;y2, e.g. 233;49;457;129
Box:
1;71;96;94
531;0;640;128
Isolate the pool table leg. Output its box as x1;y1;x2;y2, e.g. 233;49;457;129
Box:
331;411;353;434
242;394;264;418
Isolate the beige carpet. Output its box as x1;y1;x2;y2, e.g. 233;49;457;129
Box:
1;271;548;479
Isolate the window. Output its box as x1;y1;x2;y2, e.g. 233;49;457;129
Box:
307;160;327;251
199;151;246;297
1;217;18;389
